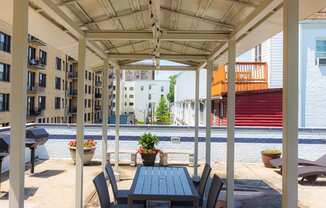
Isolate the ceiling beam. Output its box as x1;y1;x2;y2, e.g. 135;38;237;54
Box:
161;6;234;31
226;0;259;7
86;31;229;41
121;65;196;71
80;7;149;27
149;0;161;68
107;53;209;61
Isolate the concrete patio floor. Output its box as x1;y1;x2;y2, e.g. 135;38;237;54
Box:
0;159;325;208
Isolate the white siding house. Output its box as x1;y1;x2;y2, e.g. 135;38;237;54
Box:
173;69;207;125
238;20;326;128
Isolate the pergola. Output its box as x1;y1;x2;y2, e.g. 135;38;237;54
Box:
4;0;326;208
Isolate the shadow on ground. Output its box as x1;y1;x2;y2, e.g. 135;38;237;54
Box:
0;187;38;200
29;169;65;178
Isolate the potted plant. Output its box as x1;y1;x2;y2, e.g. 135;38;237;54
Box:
261;148;282;168
68;139;97;165
138;133;159;166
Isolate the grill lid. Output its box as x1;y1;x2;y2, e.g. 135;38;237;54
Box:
26;128;49;139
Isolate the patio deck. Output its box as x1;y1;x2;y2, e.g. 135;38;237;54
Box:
0;159;324;208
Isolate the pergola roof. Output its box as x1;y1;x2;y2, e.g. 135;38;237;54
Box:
1;0;326;68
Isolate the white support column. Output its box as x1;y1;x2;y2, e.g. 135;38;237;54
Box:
114;65;121;173
282;0;299;207
102;60;109;172
194;68;200;179
9;0;28;207
226;38;236;208
205;60;213;165
75;38;86;208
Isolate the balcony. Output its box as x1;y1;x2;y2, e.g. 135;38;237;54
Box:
211;62;268;97
28;59;46;70
95;105;101;110
68;89;77;97
68;107;77;114
95;93;102;99
28;35;47;47
95;80;102;87
26;108;44;118
68;71;78;79
27;85;45;94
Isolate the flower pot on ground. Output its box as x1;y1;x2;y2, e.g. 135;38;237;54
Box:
68;139;96;165
138;133;159;166
261;148;282;168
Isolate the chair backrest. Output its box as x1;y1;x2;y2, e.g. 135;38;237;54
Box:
207;174;224;208
105;163;118;199
316;154;326;166
197;163;212;196
93;172;111;208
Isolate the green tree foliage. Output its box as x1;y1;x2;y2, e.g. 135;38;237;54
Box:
167;75;176;103
155;96;170;124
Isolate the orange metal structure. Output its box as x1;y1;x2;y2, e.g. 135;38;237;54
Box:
211;62;268;97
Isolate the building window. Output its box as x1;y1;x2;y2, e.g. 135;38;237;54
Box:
149;85;151;90
38;96;46;110
148;94;151;100
28;47;36;62
55;97;61;109
0;32;11;53
129;87;134;91
88;99;91;108
88;85;91;94
39;73;46;87
254;44;262;62
140;86;144;91
161;86;164;92
0;62;10;82
129;102;134;106
56;57;62;70
55;77;61;90
129;94;134;98
39;50;47;65
85;85;88;94
316;40;326;58
89;72;92;80
0;93;9;112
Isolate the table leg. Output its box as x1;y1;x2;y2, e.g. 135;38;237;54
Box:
30;147;35;174
128;196;133;208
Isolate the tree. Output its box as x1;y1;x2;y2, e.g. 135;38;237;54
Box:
155;96;170;124
167;75;176;103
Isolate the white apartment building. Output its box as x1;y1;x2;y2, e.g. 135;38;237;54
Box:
122;80;169;123
173;69;207;126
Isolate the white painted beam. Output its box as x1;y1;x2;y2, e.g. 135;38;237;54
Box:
107;54;208;61
85;31;229;41
114;64;121;173
205;59;213;165
101;59;109;172
9;0;28;207
226;38;236;208
75;38;86;208
121;65;196;71
194;68;200;179
282;0;299;207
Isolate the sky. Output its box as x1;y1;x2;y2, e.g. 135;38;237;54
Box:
131;59;184;80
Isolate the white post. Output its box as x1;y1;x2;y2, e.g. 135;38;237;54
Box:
114;65;121;173
102;60;109;172
75;38;86;208
205;60;213;165
226;38;236;208
282;0;299;207
194;68;200;179
9;0;28;207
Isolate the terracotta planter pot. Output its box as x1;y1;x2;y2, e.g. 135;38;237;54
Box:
69;146;96;165
140;152;157;166
261;153;281;168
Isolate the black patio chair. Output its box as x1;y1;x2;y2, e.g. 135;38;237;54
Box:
105;163;145;206
172;174;224;208
93;172;143;208
105;163;129;204
172;164;211;207
206;174;224;208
